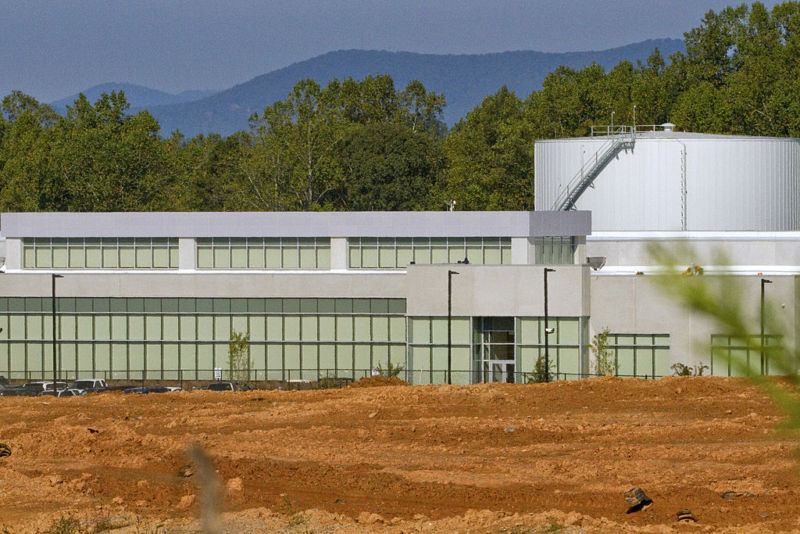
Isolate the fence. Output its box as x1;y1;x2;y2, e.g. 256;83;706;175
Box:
0;367;670;391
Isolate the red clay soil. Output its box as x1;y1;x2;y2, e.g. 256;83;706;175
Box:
349;375;410;387
0;377;798;533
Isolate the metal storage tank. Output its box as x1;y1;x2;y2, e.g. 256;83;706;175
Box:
534;127;800;231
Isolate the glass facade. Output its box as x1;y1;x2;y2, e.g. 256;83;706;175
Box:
534;237;576;265
409;315;587;385
0;297;404;381
23;238;179;269
710;334;783;376
0;296;588;386
515;317;586;380
607;333;670;378
349;237;512;268
196;238;331;270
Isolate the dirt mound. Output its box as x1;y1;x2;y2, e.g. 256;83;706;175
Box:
349;375;410;387
0;377;796;533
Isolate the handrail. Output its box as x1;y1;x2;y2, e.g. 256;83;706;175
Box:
552;128;635;211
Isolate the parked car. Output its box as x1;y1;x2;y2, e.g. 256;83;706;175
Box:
41;388;84;397
70;378;108;393
0;385;26;397
21;382;67;395
206;382;250;391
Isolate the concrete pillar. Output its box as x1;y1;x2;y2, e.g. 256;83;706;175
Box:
4;238;22;270
178;238;196;271
511;237;528;265
330;237;348;270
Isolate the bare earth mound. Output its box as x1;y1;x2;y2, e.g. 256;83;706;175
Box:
349;375;410;387
0;377;798;533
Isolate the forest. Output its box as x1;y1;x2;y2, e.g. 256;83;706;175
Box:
1;2;799;213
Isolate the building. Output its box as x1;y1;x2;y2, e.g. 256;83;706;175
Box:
536;125;800;376
0;125;796;384
0;211;592;384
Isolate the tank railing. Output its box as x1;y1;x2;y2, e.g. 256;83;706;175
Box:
550;137;618;210
552;127;636;211
590;124;663;136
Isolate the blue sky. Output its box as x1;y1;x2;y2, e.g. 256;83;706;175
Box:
0;0;783;102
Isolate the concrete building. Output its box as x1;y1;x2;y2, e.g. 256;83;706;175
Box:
0;211;593;384
0;125;796;384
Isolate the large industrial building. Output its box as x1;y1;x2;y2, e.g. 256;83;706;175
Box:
0;124;797;384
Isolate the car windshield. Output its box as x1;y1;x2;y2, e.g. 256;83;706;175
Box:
73;381;95;388
208;383;232;391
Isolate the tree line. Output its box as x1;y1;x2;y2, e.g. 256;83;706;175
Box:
1;2;799;213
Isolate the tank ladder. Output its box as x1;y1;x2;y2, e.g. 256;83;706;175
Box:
551;126;635;211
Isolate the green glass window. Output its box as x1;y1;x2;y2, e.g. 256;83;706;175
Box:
196;238;330;270
349;237;512;268
22;238;178;269
534;237;576;265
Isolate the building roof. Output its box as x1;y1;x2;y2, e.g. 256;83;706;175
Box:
0;211;591;238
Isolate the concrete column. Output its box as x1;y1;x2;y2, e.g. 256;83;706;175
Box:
330;237;348;270
178;238;196;271
4;238;22;270
511;237;528;265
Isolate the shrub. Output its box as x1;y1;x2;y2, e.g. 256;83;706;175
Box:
590;327;616;376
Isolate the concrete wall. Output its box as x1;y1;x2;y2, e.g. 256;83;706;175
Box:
589;274;797;368
0;264;591;320
405;264;589;317
587;233;800;271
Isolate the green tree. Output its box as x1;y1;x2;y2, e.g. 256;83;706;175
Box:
228;330;251;383
443;86;533;210
335;122;444;210
247;79;346;210
590;328;617;376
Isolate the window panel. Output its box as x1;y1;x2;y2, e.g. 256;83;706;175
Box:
36;248;51;267
24;247;35;268
353;316;371;341
484;247;501;264
335;316;353;341
69;247;84;268
231;247;247;268
153;247;169;268
372;317;389;341
197;248;213;269
361;247;378;268
299;247;316;269
53;246;69;268
213;247;229;268
136;247;151;268
410;318;430;344
389;316;406;342
379;247;395;268
265;247;282;268
284;316;300;341
248;248;265;269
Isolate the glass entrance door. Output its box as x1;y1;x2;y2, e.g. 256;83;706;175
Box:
483;360;515;383
478;317;516;383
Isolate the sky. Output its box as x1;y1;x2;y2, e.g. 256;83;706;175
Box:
0;0;785;103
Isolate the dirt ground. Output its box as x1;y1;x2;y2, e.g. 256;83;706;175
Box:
0;376;798;533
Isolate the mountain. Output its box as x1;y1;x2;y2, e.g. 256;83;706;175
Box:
56;39;684;137
50;83;218;114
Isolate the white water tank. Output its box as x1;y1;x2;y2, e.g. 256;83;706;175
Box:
534;130;800;231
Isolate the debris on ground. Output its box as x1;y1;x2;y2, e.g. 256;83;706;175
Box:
624;488;653;513
0;443;10;457
676;509;696;522
721;490;756;499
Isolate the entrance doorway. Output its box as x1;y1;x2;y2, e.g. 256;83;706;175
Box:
478;317;515;383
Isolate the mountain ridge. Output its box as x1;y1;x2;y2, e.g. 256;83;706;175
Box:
51;39;684;137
